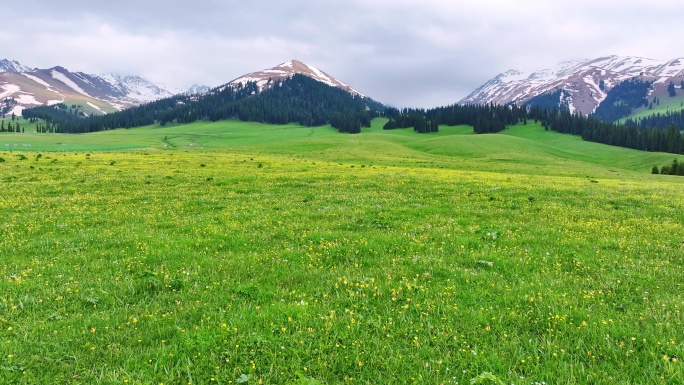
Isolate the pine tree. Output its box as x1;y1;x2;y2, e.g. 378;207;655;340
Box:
668;81;677;97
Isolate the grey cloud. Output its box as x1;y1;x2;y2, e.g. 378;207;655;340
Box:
4;0;684;107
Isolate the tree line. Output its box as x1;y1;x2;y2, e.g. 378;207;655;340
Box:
383;103;527;134
527;105;684;154
625;109;684;131
652;158;684;176
379;98;684;155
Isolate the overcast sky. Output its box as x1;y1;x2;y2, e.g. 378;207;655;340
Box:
3;0;684;108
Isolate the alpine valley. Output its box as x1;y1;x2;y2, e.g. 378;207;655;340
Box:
460;55;684;116
0;59;209;117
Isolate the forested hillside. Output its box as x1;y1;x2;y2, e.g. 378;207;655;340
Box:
22;75;383;134
591;78;652;121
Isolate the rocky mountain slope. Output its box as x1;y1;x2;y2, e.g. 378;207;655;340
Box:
0;59;34;73
226;59;366;98
0;59;206;116
460;56;684;115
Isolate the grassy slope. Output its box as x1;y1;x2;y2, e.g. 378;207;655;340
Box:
622;92;684;122
0;116;41;135
0;119;679;178
2;120;684;384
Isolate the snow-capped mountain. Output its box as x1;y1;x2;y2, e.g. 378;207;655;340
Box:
0;59;34;73
184;84;211;95
227;59;366;97
0;59;207;116
460;56;684;115
99;73;177;102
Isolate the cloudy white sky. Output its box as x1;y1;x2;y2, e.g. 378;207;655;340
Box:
3;0;683;108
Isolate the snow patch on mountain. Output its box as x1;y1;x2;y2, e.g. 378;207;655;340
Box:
100;73;175;102
228;59;366;98
1;59;192;115
21;73;52;89
0;84;21;99
460;55;684;115
14;94;41;105
7;105;24;116
87;102;106;114
51;69;93;98
184;84;210;95
0;59;33;73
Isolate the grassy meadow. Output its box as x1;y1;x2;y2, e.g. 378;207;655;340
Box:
1;120;683;384
624;93;684;122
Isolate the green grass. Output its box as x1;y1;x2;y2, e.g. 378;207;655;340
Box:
1;121;683;384
623;94;684;122
0;116;38;135
1;119;677;177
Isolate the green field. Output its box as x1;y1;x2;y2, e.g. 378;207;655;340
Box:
1;120;683;384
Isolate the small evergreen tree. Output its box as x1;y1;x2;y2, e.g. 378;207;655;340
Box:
652;165;660;174
668;81;677;97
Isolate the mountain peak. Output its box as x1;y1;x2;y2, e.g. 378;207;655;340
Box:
460;55;684;115
0;59;34;73
1;62;191;116
227;59;366;97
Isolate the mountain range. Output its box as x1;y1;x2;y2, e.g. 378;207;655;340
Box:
6;55;684;123
0;59;209;117
460;55;684;115
20;57;383;135
1;58;372;119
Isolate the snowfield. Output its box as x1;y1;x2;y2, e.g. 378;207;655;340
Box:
14;94;41;105
21;73;53;88
87;102;106;114
51;69;93;97
0;84;20;99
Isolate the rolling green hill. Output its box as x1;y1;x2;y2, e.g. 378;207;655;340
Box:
1;118;679;178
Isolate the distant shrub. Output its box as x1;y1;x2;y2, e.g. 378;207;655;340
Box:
657;159;684;176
